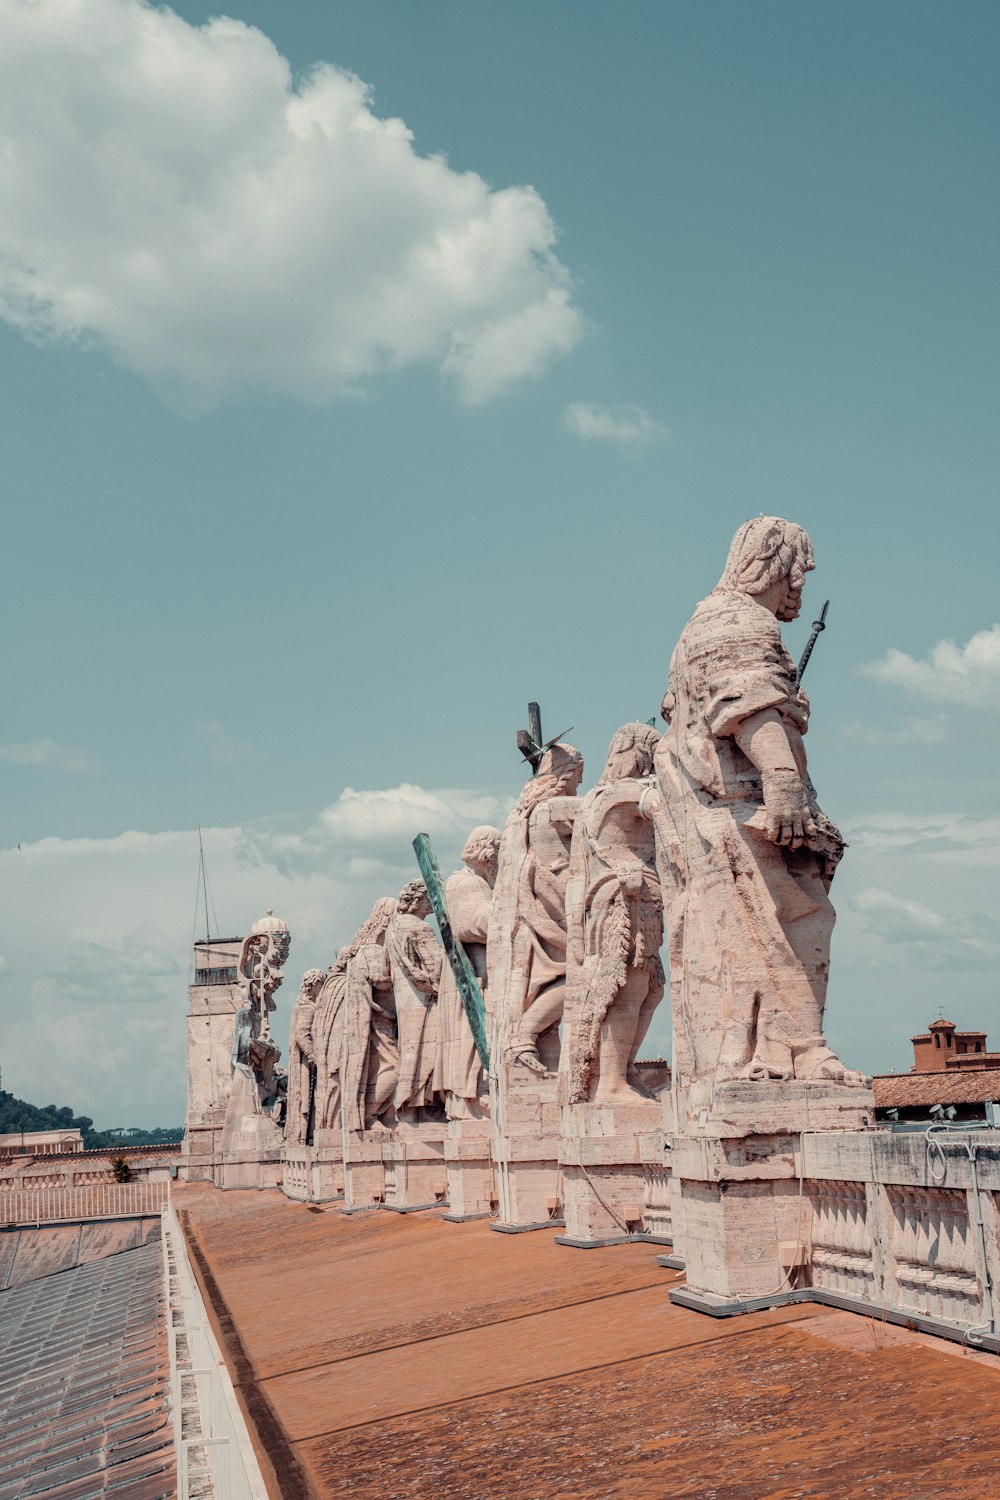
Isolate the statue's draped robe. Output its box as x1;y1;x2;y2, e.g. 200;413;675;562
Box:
440;866;492;1109
342;945;398;1132
654;588;839;1092
285;992;317;1145
312;967;349;1132
488;795;579;1061
562;778;664;1104
386;914;443;1113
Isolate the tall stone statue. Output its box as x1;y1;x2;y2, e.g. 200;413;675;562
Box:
338;898;399;1133
229;909;291;1123
285;967;326;1146
562;724;665;1106
312;947;351;1132
386;879;444;1124
439;825;502;1119
489;741;584;1074
654;517;863;1108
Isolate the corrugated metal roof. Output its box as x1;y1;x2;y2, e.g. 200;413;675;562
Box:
0;1231;174;1499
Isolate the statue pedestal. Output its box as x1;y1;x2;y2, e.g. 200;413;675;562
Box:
668;1081;875;1310
491;1069;563;1232
557;1099;671;1247
381;1120;448;1212
342;1129;390;1212
443;1115;495;1221
217;1115;284;1191
281;1132;343;1204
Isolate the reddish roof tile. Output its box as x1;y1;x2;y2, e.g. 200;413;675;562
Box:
873;1071;1000;1107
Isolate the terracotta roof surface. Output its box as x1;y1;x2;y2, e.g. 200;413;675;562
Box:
873;1071;1000;1108
176;1182;1000;1500
0;1231;174;1499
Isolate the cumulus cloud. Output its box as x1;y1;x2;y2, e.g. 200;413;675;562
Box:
0;0;582;409
844;715;952;747
238;782;508;878
0;737;97;771
561;401;667;445
861;625;1000;709
841;811;1000;866
850;886;1000;968
0;782;512;1124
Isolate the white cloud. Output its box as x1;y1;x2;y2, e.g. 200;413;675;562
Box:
239;782;508;877
0;784;511;1125
844;715;951;747
0;0;582;409
0;737;97;771
561;401;666;445
861;625;1000;709
841;811;1000;866
849;886;1000;968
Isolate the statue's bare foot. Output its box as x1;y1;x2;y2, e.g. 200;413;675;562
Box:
794;1045;866;1086
509;1045;549;1077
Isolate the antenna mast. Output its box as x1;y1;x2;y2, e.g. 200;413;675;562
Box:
198;826;211;941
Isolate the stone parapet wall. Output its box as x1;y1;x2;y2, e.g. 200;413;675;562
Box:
795;1129;1000;1338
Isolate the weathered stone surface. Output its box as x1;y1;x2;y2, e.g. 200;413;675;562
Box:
561;724;665;1107
439;826;500;1121
654;518;866;1126
387;879;445;1125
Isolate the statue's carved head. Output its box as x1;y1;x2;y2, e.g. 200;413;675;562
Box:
718;517;814;621
397;878;432;918
461;825;502;880
298;968;326;1003
239;909;291;1007
515;741;584;814
600;722;661;784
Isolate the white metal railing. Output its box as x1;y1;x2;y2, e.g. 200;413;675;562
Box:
162;1202;270;1500
0;1179;170;1225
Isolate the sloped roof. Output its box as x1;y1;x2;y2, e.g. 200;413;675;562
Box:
0;1232;174;1499
873;1071;1000;1108
174;1182;1000;1499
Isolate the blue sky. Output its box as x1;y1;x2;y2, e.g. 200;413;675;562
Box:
1;0;998;1125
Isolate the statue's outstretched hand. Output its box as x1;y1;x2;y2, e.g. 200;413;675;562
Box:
760;769;818;850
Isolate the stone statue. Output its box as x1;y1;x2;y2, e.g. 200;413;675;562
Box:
439;825;502;1119
562;724;665;1105
312;948;351;1132
654;517;863;1105
488;741;584;1075
386;879;444;1124
285;967;326;1146
222;909;291;1155
341;898;399;1132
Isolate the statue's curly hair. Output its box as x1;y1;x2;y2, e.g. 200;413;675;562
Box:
717;517;813;596
397;878;430;914
298;967;326;996
461;825;502;867
598;722;660;784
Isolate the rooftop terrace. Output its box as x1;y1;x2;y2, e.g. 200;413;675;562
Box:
176;1181;1000;1499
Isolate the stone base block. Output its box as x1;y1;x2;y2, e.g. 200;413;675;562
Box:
677;1173;808;1302
381;1123;448;1213
444;1120;495;1220
492;1158;561;1229
682;1079;875;1139
558;1098;662;1246
217;1148;283;1191
342;1130;389;1210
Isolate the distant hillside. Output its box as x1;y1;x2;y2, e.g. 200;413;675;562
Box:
0;1091;183;1150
